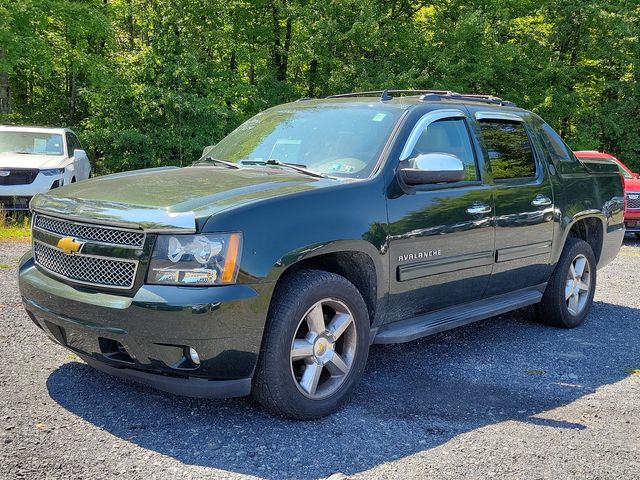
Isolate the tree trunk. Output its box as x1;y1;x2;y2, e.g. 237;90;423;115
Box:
0;49;9;115
307;59;318;97
281;17;292;81
229;51;237;71
271;2;292;82
271;3;282;80
68;64;77;124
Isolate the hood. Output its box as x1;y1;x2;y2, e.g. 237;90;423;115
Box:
625;177;640;192
31;165;337;232
0;153;68;169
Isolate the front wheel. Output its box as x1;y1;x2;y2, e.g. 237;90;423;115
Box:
252;270;370;419
535;237;596;328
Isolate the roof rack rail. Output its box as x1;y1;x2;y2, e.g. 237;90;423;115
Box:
326;89;451;99
420;92;516;107
325;89;516;107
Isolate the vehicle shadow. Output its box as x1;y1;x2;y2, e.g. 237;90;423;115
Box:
46;300;640;479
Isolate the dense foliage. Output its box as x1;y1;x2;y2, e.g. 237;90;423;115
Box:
1;0;638;173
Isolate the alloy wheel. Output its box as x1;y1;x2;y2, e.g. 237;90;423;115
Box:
289;298;358;399
565;253;591;316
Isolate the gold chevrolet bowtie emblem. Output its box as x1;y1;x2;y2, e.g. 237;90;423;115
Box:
57;237;84;255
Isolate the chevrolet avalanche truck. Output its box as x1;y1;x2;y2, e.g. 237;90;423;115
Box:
18;90;625;419
575;150;640;238
0;125;91;210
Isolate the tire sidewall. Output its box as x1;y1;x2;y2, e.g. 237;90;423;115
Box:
258;271;370;418
555;238;597;327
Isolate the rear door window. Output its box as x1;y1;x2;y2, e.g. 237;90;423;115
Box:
479;121;536;181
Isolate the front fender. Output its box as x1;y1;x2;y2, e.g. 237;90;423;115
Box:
266;238;387;298
201;177;390;310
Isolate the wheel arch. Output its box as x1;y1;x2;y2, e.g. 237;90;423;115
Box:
266;241;387;327
554;211;605;266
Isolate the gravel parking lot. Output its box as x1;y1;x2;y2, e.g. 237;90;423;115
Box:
1;238;639;480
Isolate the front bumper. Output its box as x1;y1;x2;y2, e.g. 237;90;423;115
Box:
1;173;65;210
19;254;273;398
1;172;64;195
625;211;640;233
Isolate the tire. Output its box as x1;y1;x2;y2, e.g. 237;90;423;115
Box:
252;269;370;419
534;237;596;328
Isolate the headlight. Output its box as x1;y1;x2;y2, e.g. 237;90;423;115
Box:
40;168;65;176
148;233;242;286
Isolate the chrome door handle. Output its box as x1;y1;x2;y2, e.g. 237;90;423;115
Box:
466;203;492;215
531;195;552;207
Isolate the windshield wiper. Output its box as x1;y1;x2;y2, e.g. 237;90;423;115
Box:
240;159;333;179
194;156;241;169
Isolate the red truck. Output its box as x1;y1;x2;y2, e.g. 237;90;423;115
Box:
575;151;640;238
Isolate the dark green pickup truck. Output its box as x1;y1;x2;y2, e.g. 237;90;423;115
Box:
19;90;625;419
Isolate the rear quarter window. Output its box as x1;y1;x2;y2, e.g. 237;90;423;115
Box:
537;122;586;175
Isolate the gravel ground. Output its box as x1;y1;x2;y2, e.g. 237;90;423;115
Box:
1;238;639;480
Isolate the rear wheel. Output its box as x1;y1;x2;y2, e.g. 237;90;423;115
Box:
252;270;370;419
535;237;596;328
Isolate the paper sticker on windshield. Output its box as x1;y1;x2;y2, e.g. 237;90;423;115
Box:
269;139;301;163
33;139;47;153
372;113;387;122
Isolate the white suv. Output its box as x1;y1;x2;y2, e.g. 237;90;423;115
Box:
0;126;91;210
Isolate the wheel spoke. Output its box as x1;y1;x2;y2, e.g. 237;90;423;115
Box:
565;281;574;300
568;293;579;315
299;362;323;395
306;303;326;334
569;263;577;281
325;352;349;376
574;257;587;277
578;280;590;293
328;312;353;340
291;339;314;361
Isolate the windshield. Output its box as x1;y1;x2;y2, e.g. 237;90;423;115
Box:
0;132;64;155
201;104;403;179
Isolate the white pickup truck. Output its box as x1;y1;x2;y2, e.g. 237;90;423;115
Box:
0;126;91;210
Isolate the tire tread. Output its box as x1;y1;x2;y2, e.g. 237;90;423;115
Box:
535;237;596;328
252;269;369;419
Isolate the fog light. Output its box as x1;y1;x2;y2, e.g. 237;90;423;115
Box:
188;347;200;365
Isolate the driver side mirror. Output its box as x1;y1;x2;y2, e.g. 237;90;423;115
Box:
399;153;466;185
73;148;86;159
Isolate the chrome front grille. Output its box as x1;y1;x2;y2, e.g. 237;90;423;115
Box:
34;214;145;247
627;192;640;210
34;241;137;289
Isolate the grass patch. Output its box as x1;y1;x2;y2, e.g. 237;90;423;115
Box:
625;368;640;376
526;369;545;376
0;207;31;242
